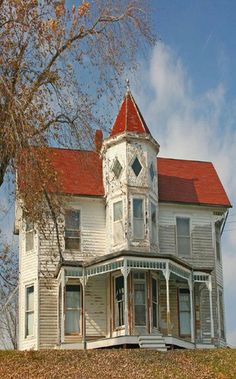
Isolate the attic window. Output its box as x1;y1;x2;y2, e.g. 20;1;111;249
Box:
65;210;80;250
149;162;155;181
25;218;34;252
112;158;122;179
132;157;142;177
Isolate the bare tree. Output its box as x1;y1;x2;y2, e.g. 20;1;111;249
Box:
0;235;18;349
0;0;155;345
0;0;154;184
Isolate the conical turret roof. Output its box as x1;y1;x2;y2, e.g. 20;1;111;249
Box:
110;90;151;137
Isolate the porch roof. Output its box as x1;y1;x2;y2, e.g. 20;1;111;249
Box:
55;250;213;278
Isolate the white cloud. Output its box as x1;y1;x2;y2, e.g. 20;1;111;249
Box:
135;42;236;345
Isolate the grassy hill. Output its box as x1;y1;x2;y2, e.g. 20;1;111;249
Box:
0;349;236;379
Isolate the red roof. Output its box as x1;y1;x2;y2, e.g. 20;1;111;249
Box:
44;148;230;207
110;91;151;137
47;148;104;196
158;158;231;207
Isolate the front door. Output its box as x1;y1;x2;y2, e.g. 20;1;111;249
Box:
133;272;147;330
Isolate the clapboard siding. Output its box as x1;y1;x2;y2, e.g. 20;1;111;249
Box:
36;197;106;348
39;278;58;348
158;203;226;345
86;275;107;337
159;225;176;255
158;204;216;267
18;223;39;350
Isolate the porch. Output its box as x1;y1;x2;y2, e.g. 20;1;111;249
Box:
56;252;215;351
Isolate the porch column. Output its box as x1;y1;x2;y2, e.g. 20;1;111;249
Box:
163;264;171;336
61;268;65;343
121;261;130;336
188;276;195;343
81;267;88;350
206;275;214;341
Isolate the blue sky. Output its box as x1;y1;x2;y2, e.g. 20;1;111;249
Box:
1;0;235;347
133;0;236;346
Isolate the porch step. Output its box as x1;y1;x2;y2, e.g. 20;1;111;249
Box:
138;335;167;352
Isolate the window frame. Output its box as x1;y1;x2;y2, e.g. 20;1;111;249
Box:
176;216;191;257
25;218;34;252
133;271;147;327
112;200;124;246
150;202;157;244
64;209;81;251
215;222;221;263
25;284;34;338
149;162;155;182
131;156;143;177
113;274;125;330
112;157;123;179
178;288;191;337
151;275;158;329
218;287;225;339
65;283;81;335
132;197;145;240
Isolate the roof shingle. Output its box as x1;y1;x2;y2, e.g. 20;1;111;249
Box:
110;92;151;137
44;148;231;207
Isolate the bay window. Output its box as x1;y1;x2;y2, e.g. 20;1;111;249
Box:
113;200;123;245
151;202;157;243
134;272;146;326
133;198;144;239
114;276;124;328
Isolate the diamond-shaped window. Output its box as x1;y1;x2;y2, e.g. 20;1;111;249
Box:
149;162;155;181
131;157;142;177
112;158;122;179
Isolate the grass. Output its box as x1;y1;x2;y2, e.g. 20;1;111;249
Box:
0;349;236;378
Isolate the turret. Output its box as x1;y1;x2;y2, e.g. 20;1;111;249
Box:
101;84;160;253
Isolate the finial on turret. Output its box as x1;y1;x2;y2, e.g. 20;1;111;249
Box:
126;78;130;93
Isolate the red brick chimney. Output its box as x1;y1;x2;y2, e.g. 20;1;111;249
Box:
94;129;103;152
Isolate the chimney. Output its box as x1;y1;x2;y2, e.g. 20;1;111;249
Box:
94;129;103;152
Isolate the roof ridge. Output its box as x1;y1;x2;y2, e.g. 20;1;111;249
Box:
128;92;148;133
158;157;212;164
46;146;98;153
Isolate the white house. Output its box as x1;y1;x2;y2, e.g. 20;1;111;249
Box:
16;88;231;351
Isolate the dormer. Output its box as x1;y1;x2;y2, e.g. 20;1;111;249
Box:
101;85;160;253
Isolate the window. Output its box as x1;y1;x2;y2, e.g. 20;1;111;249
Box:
176;217;191;256
131;157;142;177
65;284;81;334
133;272;146;326
179;289;191;335
149;162;155;182
151;202;157;243
65;210;80;250
218;289;225;339
133;198;144;239
114;276;124;328
112;158;122;179
25;218;34;252
152;277;158;328
113;200;123;245
215;222;221;262
25;285;34;337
